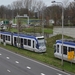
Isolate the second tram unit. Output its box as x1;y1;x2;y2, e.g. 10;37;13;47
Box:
54;39;75;63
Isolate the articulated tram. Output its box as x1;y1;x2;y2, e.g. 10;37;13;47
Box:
54;39;75;63
0;31;46;53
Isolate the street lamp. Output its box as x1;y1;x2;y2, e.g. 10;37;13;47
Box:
52;1;64;66
42;7;46;36
42;9;44;36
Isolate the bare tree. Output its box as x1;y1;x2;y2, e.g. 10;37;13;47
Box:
45;5;61;26
0;5;6;19
67;1;75;26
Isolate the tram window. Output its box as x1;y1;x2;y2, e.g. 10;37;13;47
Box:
6;35;7;40
28;39;31;46
14;37;16;42
8;36;10;41
24;39;27;45
68;47;75;52
63;46;67;55
33;41;34;48
57;45;59;53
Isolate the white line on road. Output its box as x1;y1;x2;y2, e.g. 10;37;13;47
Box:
6;57;10;59
0;47;71;75
15;61;19;64
57;73;62;75
0;53;2;55
27;66;31;69
41;73;45;75
7;69;11;72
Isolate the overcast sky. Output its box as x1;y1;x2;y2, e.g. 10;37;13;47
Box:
0;0;74;6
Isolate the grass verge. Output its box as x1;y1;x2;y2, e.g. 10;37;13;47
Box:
9;27;53;34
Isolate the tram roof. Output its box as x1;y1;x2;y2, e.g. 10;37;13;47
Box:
56;40;75;46
0;31;12;35
0;31;44;39
13;33;36;38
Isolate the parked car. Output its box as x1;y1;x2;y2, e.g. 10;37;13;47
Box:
11;24;17;28
25;25;30;28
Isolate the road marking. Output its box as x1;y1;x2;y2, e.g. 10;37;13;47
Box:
27;66;31;69
1;47;71;75
57;73;62;75
0;53;2;55
41;73;45;75
15;61;19;64
7;69;11;72
6;57;10;59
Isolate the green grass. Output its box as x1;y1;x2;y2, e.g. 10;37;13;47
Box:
8;27;53;34
10;28;18;32
44;28;53;34
0;34;75;74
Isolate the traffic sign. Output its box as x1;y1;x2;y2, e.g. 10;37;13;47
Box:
67;51;74;60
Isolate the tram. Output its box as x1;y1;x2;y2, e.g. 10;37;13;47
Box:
0;31;46;53
54;39;75;63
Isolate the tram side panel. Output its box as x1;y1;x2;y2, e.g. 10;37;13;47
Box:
0;33;11;45
20;37;39;52
13;35;38;52
54;43;67;60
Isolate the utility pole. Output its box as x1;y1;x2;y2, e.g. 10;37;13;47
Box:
52;1;64;66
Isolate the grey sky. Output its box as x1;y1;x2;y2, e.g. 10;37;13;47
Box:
0;0;74;6
0;0;15;5
42;0;74;6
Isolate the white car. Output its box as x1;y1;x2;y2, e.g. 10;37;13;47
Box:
11;24;17;27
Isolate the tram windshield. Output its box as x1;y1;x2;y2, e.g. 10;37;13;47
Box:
38;38;45;47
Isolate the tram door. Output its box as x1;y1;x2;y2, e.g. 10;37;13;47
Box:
14;37;17;46
3;35;5;42
21;38;23;48
33;40;34;48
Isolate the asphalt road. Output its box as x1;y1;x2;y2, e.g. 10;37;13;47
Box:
0;47;73;75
